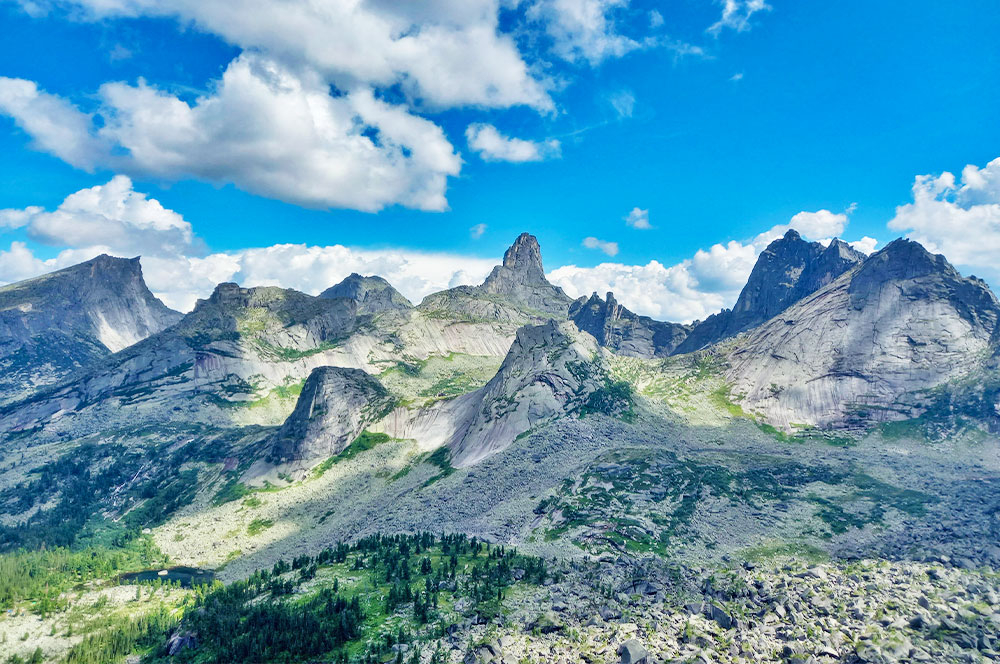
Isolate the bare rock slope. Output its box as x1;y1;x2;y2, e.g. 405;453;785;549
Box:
268;366;396;464
0;254;180;403
319;273;412;314
570;291;691;358
726;238;1000;429
674;231;865;354
377;319;616;467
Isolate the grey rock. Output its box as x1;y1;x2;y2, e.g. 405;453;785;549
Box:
420;233;572;322
726;238;1000;429
268;365;396;464
618;638;648;664
674;230;864;354
319;273;412;313
0;254;180;404
570;291;691;358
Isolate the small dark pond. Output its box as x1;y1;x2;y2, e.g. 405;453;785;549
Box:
119;566;215;588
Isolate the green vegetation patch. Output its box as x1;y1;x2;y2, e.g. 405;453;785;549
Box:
537;449;937;556
135;533;546;664
312;431;394;479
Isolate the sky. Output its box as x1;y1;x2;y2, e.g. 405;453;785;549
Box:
0;0;998;319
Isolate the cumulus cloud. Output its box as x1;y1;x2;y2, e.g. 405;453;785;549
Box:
0;77;110;170
624;207;651;229
20;0;552;112
0;57;463;212
708;0;771;34
0;177;499;311
888;156;1000;281
466;123;560;162
759;209;849;246
582;236;619;256
19;175;198;257
469;223;488;239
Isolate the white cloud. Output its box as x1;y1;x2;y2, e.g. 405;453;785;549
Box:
582;236;619;256
730;72;744;82
608;89;635;118
761;209;849;246
466;123;560;162
849;236;878;255
888;156;1000;281
0;77;110;170
624;206;651;229
23;0;552;112
0;56;463;212
19;175;198;257
649;10;664;28
470;223;488;239
708;0;770;35
0;206;43;229
528;0;639;65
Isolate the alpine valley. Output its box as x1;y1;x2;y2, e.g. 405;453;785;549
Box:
2;232;999;664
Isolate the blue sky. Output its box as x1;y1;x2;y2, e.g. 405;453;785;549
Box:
1;0;999;317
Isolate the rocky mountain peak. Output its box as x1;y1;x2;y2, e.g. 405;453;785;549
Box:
421;233;572;320
319;273;412;314
267;366;395;468
502;232;546;279
672;230;865;354
482;232;551;293
0;253;181;403
570;291;690;358
727;236;1000;430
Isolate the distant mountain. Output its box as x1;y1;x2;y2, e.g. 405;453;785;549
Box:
726;238;1000;429
0;254;180;403
419;233;573;323
570;291;691;358
320;274;412;314
673;230;865;354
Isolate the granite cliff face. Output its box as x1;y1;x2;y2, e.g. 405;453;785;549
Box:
0;254;180;403
376;319;613;467
726;239;1000;429
570;291;691;358
674;231;865;354
319;274;412;314
268;366;395;465
419;233;573;323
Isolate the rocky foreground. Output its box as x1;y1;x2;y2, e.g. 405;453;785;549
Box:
460;557;1000;664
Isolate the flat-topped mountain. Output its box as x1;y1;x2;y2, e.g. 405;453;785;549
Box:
419;233;573;323
674;231;865;354
726;238;1000;429
570;291;691;358
320;273;412;314
0;254;180;403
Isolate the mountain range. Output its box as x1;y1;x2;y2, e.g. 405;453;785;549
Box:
2;230;998;664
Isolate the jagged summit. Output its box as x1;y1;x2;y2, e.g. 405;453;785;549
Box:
727;236;1000;429
0;254;181;403
570;290;691;358
419;232;572;321
319;273;412;314
482;232;549;292
673;231;865;354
